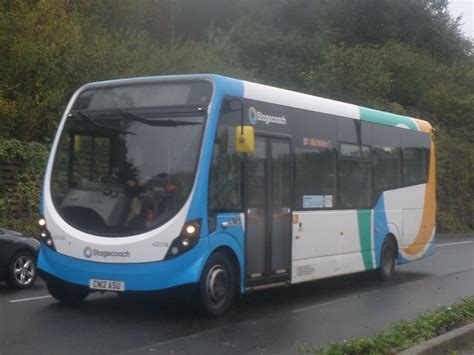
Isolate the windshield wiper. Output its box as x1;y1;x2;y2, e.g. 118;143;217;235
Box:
71;111;135;135
119;109;203;127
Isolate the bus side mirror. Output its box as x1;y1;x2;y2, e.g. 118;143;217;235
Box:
235;126;255;153
225;99;242;112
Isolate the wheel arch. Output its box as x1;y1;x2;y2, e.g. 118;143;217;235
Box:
385;233;399;259
12;237;41;256
375;232;400;269
207;232;245;293
8;246;37;267
207;245;242;294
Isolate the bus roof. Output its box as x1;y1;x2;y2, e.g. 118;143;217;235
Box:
235;76;432;133
79;74;432;133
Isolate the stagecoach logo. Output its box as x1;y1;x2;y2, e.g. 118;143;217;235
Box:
83;246;131;259
248;107;258;125
83;246;93;258
248;106;287;126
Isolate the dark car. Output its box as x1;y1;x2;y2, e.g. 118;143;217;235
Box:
0;228;40;289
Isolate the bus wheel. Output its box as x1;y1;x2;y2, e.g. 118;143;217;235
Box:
46;279;89;305
199;252;235;317
379;238;396;281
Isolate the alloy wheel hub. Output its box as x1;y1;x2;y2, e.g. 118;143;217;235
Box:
14;256;34;285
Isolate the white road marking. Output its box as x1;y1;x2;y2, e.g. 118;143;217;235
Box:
8;295;52;303
437;241;474;248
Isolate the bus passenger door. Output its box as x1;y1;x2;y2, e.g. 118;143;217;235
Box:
245;136;292;288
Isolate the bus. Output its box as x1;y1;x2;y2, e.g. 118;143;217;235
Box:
37;74;436;315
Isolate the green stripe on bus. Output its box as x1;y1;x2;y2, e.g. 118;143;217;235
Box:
357;209;373;270
359;106;418;130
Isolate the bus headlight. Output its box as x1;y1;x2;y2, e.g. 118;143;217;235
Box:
39;229;56;251
38;217;56;251
165;219;201;259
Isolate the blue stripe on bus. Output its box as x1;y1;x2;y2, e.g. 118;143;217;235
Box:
185;75;244;231
37;238;210;291
424;238;436;258
373;195;389;268
210;213;246;293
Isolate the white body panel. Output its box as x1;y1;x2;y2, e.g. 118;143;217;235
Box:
242;81;360;119
290;184;430;284
292;250;366;283
383;184;426;247
383;184;425;210
291;210;366;283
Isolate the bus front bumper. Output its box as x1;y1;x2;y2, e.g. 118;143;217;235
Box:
37;239;209;291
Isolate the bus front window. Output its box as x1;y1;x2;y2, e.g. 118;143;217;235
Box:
50;82;211;237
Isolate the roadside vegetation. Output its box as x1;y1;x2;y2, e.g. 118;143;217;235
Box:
0;0;473;233
0;139;48;235
300;297;474;355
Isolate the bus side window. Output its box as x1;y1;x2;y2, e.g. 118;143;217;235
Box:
338;158;371;209
371;123;402;202
294;147;336;209
401;130;430;185
293;111;337;210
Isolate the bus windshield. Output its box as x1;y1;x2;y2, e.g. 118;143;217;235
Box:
50;81;211;237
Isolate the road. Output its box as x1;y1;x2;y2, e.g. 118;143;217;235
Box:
0;234;473;355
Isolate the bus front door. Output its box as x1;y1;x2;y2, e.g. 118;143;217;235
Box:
245;136;292;288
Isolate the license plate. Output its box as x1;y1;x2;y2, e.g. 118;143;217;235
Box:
89;279;125;292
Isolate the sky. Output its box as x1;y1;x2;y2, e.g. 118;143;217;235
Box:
449;0;474;40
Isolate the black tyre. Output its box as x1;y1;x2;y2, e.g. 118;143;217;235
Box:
7;251;37;289
379;237;396;281
198;252;236;317
46;279;89;305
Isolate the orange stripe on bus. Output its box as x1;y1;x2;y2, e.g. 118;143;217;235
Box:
413;118;432;133
402;140;436;255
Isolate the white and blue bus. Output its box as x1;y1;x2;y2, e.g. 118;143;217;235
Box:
37;74;436;315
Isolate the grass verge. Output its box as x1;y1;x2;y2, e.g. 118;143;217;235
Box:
300;296;474;355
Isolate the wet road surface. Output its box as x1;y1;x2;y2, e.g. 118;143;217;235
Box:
0;234;472;354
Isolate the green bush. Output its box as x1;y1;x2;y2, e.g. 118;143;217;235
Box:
303;297;474;355
0;138;49;236
435;128;474;232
